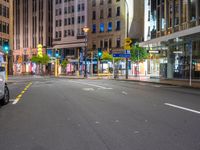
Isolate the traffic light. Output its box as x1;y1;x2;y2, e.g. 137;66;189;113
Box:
98;48;102;58
3;41;9;54
55;50;59;58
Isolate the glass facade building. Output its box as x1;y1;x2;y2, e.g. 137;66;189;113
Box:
142;0;200;79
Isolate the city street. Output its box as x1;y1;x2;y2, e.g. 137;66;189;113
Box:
0;77;200;150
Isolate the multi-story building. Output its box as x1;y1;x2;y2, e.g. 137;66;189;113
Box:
87;0;144;74
142;0;200;79
53;0;88;74
0;0;13;75
13;0;53;75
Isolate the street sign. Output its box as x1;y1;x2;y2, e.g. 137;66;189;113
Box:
37;44;43;57
124;38;132;50
113;53;131;58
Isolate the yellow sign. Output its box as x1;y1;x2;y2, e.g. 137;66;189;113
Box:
124;38;132;50
37;44;43;57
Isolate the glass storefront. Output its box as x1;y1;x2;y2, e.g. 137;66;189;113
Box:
145;35;200;79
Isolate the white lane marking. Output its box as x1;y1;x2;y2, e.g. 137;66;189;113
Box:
122;91;128;95
164;103;200;114
12;98;20;105
151;85;161;88
82;88;95;91
69;81;112;90
9;99;16;102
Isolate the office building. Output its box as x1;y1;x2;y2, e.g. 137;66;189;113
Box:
142;0;200;79
13;0;53;74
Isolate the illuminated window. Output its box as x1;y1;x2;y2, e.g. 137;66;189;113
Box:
92;24;96;33
108;22;112;32
100;23;104;32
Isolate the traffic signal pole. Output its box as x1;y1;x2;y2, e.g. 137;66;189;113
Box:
6;54;8;81
125;0;129;80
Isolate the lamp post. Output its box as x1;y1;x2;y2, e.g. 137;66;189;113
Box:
124;0;129;79
83;26;90;78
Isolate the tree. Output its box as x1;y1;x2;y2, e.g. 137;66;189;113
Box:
31;55;50;75
130;44;148;63
61;59;68;68
40;54;50;65
102;51;113;62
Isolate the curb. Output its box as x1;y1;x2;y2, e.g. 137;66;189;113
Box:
112;79;200;89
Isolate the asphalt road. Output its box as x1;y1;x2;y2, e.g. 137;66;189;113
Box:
0;77;200;150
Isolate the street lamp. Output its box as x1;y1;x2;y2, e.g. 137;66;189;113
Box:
124;0;129;79
83;26;90;78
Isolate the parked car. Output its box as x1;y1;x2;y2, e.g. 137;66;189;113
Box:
0;66;9;105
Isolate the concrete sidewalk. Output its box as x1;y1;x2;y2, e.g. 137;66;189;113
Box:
116;76;200;89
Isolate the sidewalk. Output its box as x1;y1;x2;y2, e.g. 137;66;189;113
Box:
116;76;200;89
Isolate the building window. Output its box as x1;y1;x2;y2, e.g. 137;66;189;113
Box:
108;22;112;32
78;16;81;24
64;7;67;14
72;6;74;13
100;9;104;19
116;21;120;31
92;0;96;6
100;0;104;5
104;40;108;48
116;7;120;16
72;17;74;24
100;23;104;32
81;3;85;11
64;30;67;37
78;4;81;12
92;11;96;20
64;18;67;25
109;39;112;48
108;0;112;4
92;24;96;33
116;37;121;48
82;16;85;23
108;8;112;18
100;40;103;48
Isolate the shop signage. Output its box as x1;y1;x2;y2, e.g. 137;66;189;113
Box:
147;50;160;54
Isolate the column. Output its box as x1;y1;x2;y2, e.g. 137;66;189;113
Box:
196;0;199;25
178;0;182;29
167;47;174;79
187;0;190;27
164;0;169;34
172;0;175;32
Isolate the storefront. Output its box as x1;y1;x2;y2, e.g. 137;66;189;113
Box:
140;27;200;80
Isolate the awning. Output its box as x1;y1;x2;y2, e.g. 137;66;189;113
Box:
140;26;200;47
53;43;85;49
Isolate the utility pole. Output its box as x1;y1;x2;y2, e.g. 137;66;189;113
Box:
91;51;93;76
77;48;80;77
124;0;129;79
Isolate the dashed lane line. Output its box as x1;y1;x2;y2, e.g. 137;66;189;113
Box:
12;82;32;105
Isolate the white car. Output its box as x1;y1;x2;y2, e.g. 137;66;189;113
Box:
0;66;9;105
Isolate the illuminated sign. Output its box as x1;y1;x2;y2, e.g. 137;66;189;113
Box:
147;50;160;54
